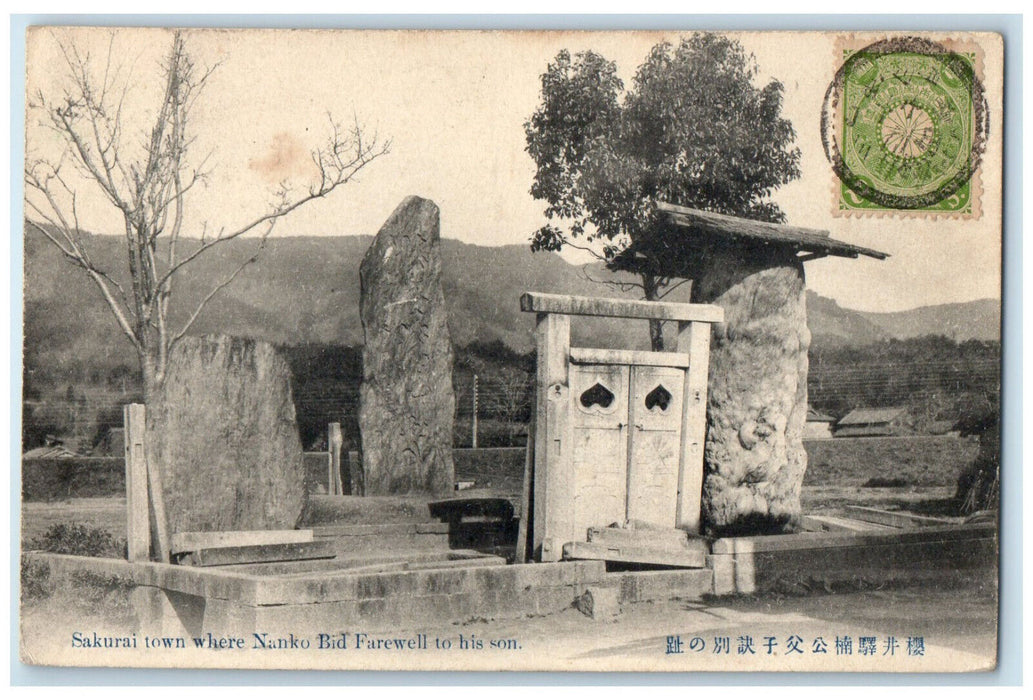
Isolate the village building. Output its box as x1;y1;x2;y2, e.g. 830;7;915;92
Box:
804;407;836;439
834;407;910;438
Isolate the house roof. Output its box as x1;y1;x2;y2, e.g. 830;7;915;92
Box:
807;407;835;422
23;445;84;459
838;407;908;426
655;203;889;260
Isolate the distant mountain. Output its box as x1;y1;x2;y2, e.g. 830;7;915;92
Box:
22;226;999;378
858;299;1001;342
805;291;888;347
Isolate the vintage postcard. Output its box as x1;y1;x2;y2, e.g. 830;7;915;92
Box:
18;26;1003;673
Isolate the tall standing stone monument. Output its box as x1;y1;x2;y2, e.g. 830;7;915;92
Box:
146;334;305;533
690;245;811;535
358;196;455;495
612;203;886;535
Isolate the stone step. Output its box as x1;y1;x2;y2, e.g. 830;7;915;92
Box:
179;540;336;567
800;514;898;533
171;529;314;556
844;505;957;529
313;521;452;556
586;525;705;549
562;539;707;568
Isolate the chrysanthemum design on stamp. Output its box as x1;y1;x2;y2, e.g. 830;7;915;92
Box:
821;36;989;217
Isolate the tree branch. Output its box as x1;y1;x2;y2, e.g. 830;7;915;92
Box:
578;264;645;293
170;230;273;346
155;121;389;291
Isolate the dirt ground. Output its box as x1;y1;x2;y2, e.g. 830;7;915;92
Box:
19;485;963;548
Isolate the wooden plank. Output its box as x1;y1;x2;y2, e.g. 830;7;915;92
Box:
328;422;344;496
569;347;689;368
123;404;149;563
171;529;315;555
675;320;711;533
515;407;535;564
521;292;724;323
844;506;955;529
534;311;571;562
183;540;335;567
562;539;706;568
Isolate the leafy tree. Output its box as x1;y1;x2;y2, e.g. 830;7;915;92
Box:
25;31;389;399
525;33;801;349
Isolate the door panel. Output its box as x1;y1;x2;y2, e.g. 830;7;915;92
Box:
569;364;629;539
627;366;685;527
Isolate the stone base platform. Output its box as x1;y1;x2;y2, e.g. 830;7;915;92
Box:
23;523;995;638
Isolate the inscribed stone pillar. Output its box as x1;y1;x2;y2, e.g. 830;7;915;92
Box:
358;196;455;495
146;334;305;533
690;244;810;536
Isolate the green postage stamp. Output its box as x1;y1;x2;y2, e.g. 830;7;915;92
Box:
823;36;990;218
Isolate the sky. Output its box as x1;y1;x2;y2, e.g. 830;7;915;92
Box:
23;27;1003;313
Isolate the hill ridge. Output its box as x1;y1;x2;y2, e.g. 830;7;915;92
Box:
23;226;1000;376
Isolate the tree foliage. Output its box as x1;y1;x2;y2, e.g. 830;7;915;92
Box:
525;33;801;347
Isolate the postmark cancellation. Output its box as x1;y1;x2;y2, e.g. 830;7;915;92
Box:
823;34;993;219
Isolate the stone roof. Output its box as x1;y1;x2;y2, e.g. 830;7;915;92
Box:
656;203;889;260
609;202;889;276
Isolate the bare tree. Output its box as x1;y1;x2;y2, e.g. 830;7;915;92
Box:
25;31;390;400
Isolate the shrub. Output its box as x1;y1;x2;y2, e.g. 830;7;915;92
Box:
28;522;127;558
954;405;1000;515
862;477;909;488
20;557;52;602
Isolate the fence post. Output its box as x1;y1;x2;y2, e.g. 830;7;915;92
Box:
472;375;479;449
328;422;343;496
123;403;150;562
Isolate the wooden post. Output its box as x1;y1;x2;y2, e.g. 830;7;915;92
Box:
146;442;171;563
328;423;343;496
123;403;149;562
676;321;711;533
515;407;536;564
533;312;570;562
347;451;364;496
471;375;479;449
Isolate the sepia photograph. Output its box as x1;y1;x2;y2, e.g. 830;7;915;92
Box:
16;24;1005;673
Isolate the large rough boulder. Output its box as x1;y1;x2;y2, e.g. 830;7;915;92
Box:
691;244;809;536
146;335;305;533
358;196;455;495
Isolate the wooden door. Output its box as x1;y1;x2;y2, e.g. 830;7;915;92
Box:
569;363;630;540
627;366;685;527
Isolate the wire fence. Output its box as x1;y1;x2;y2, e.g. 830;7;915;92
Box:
25;359;1000;451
